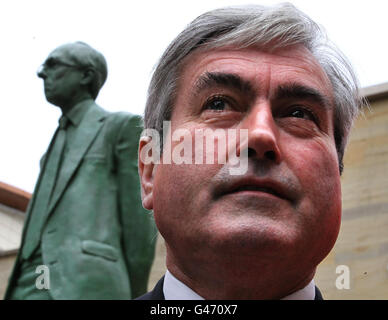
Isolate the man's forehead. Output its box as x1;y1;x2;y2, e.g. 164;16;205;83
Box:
47;43;87;63
47;45;74;62
180;45;333;100
184;45;321;73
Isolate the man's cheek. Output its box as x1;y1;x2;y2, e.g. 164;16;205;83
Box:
298;143;342;218
154;163;194;206
290;141;341;202
291;139;339;176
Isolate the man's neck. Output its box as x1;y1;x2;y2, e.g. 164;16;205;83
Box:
163;269;316;300
165;255;316;299
59;96;93;115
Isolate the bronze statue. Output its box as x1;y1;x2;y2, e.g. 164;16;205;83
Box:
5;42;156;299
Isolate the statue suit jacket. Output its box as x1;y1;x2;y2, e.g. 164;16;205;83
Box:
5;101;156;299
136;276;324;300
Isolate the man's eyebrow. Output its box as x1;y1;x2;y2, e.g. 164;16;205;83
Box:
193;72;255;98
274;84;332;109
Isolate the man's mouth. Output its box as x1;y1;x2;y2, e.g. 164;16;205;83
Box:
217;178;294;202
231;185;284;198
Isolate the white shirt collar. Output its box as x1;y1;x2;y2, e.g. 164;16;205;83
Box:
281;278;316;300
163;270;315;300
163;270;205;300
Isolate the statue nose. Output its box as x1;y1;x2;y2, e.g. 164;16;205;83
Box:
37;68;47;79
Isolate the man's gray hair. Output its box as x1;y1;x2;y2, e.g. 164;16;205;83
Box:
144;3;363;173
62;41;108;99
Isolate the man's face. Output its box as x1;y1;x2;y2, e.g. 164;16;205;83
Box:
38;46;84;107
141;45;342;282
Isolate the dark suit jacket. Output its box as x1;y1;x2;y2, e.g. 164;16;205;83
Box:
137;276;323;300
5;102;156;299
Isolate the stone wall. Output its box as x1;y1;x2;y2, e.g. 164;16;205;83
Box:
315;98;388;299
0;255;16;298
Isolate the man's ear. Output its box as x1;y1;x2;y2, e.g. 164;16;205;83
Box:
80;68;95;86
138;136;156;210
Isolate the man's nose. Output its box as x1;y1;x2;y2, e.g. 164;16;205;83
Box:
37;66;47;79
239;102;282;163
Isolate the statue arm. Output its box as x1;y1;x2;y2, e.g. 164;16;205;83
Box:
115;114;157;299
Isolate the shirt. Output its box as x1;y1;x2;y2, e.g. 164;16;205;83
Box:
50;99;94;199
62;98;94;155
163;270;315;300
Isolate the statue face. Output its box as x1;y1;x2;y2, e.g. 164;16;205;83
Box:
37;46;85;108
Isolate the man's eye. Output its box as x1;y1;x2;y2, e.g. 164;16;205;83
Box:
288;107;316;122
45;59;57;68
203;97;230;111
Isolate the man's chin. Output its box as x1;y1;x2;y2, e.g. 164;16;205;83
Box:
203;216;301;253
45;96;61;107
209;194;295;222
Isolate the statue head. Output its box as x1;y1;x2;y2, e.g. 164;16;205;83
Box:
37;42;107;109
